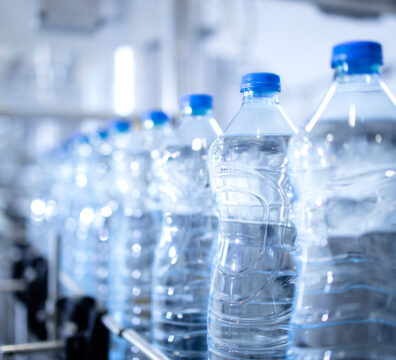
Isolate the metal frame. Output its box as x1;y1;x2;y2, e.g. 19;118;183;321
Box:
0;231;171;360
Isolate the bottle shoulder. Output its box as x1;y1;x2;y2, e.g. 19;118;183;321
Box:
224;104;298;137
303;80;396;133
173;115;222;147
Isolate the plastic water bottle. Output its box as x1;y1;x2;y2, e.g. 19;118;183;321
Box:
88;128;113;302
152;95;222;360
62;132;99;296
53;138;80;294
207;73;298;359
106;119;133;209
58;134;86;291
107;112;171;360
287;41;396;359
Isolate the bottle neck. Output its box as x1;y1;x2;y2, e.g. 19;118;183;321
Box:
242;90;279;105
181;107;213;117
334;63;382;85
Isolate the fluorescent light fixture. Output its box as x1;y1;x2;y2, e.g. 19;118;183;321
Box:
113;45;134;116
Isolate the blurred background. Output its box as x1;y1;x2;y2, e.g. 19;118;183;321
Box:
1;0;395;264
1;0;396;139
0;1;395;358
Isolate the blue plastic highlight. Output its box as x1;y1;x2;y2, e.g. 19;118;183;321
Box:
108;119;131;133
180;94;213;112
96;129;109;139
240;73;281;93
331;41;383;70
141;110;169;126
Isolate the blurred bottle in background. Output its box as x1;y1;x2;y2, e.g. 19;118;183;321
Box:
60;132;98;296
207;73;298;359
107;112;171;360
87;128;113;302
151;94;222;360
288;41;396;359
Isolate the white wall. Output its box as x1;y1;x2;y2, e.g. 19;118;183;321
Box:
200;0;396;127
0;0;174;117
0;0;395;129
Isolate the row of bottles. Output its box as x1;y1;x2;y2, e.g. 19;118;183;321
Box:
26;40;396;360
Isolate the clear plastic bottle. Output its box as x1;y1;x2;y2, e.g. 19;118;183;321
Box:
152;95;222;360
207;73;298;359
287;41;396;359
50;139;76;293
62;132;99;296
88;128;113;302
107;112;171;360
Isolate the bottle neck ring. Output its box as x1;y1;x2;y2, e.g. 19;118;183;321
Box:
334;62;381;78
181;107;213;117
242;90;280;105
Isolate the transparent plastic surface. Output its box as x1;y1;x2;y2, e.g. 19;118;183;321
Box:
108;124;171;360
59;134;103;298
287;70;396;359
208;92;297;359
151;109;221;360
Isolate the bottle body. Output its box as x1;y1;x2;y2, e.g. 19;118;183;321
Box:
107;117;172;360
208;134;296;359
288;67;396;357
59;135;99;297
207;79;297;360
152;210;217;360
152;102;220;360
152;142;218;360
108;208;160;360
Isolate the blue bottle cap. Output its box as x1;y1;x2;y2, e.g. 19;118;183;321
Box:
108;119;131;133
180;94;213;112
240;73;281;93
96;129;108;139
331;41;383;69
141;110;169;126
